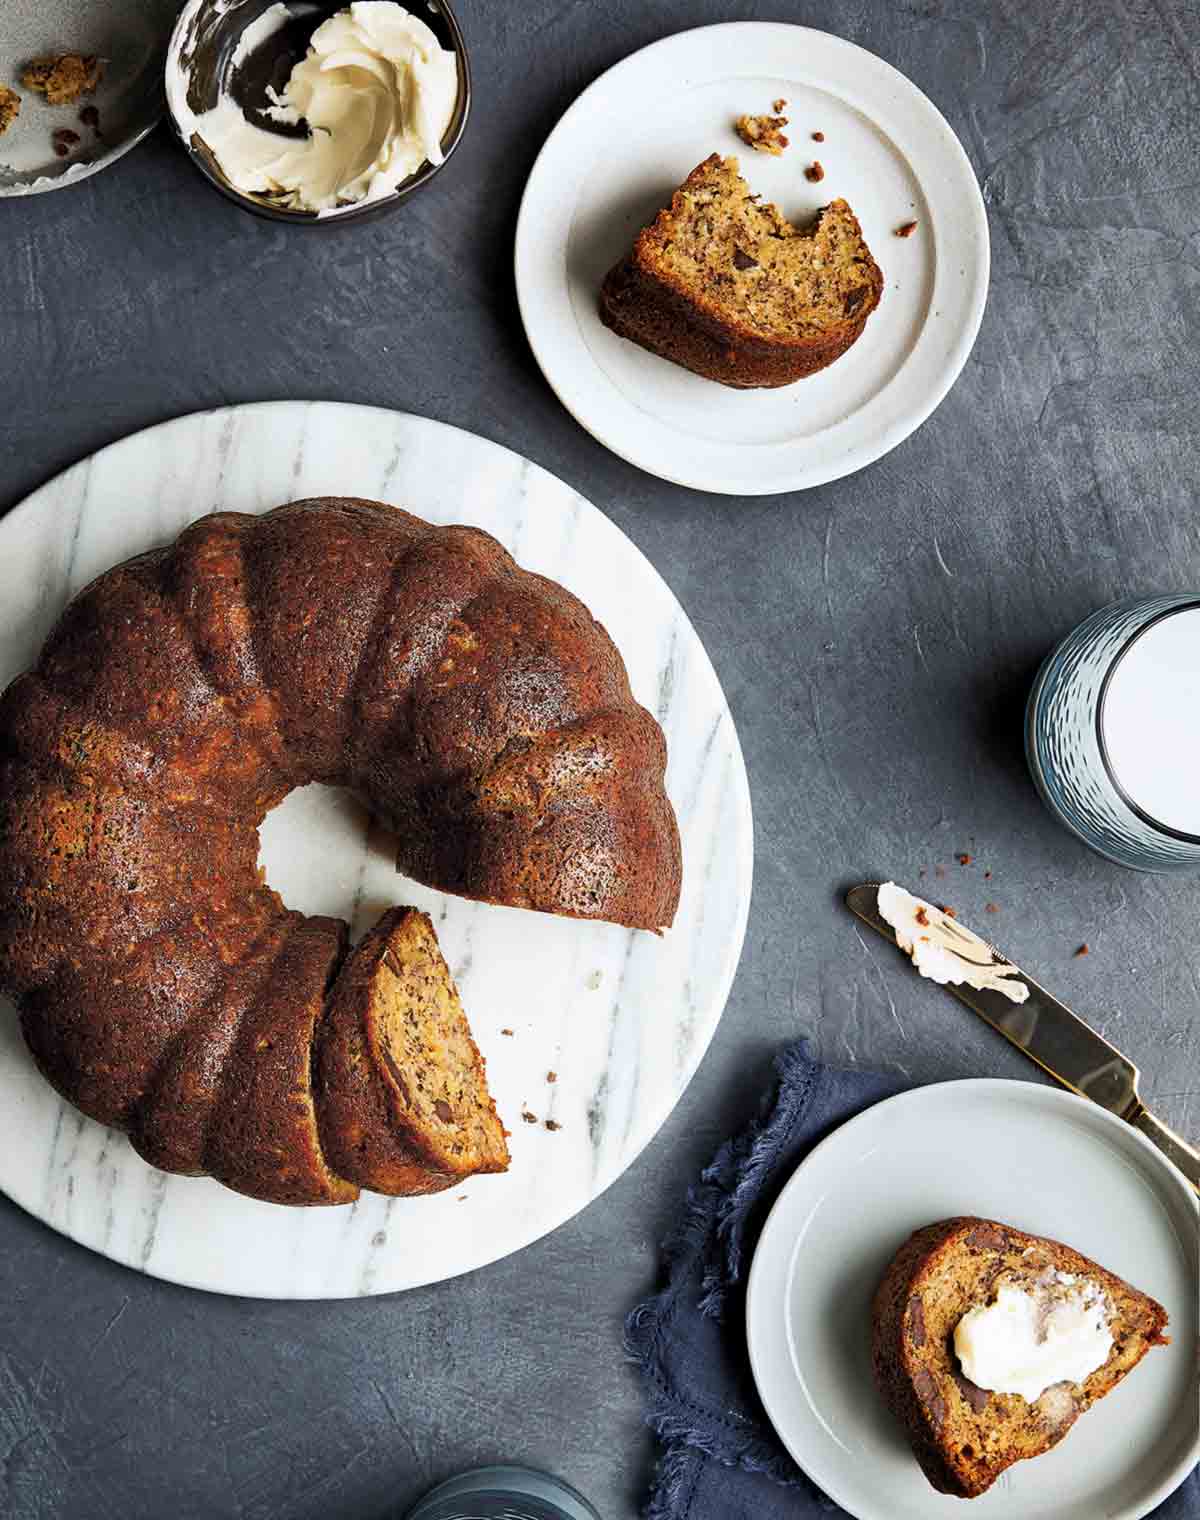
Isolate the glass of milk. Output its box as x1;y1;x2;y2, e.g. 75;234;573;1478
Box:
1026;595;1200;870
405;1466;601;1520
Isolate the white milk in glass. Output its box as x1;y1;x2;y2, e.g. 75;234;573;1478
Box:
1101;607;1200;838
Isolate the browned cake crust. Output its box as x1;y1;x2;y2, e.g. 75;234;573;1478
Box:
317;908;509;1196
0;498;681;1206
871;1217;1170;1498
599;154;882;388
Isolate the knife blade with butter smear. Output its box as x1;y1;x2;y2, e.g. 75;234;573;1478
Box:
846;881;1200;1197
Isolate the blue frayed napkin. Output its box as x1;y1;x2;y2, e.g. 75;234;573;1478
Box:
624;1041;1199;1519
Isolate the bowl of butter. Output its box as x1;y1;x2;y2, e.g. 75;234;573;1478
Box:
165;0;469;222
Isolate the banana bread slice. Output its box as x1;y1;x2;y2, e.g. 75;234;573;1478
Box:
203;916;359;1206
316;908;509;1195
599;153;882;388
872;1217;1169;1498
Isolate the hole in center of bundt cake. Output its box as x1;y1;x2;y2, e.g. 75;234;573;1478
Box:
257;783;395;921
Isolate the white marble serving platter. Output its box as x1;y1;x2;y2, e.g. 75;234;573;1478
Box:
0;401;753;1298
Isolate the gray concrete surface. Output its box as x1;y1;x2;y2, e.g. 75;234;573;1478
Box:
1;1;1198;1515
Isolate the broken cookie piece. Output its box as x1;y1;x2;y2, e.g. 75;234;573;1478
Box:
21;54;103;107
0;84;20;137
735;112;789;156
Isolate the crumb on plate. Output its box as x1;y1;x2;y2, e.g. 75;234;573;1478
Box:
735;112;789;155
812;130;825;142
773;97;788;112
895;220;918;238
804;160;825;182
521;1109;538;1124
21;54;102;106
1075;943;1089;957
500;1027;514;1037
545;1119;562;1132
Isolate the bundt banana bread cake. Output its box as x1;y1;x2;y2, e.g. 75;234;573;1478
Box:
599;154;883;387
872;1217;1170;1498
0;497;680;1206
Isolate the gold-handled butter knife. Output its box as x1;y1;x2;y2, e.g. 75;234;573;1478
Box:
846;882;1200;1197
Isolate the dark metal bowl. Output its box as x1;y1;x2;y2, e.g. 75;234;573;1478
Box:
165;0;470;225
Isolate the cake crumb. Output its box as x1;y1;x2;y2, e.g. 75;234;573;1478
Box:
773;97;788;112
895;220;918;238
941;906;957;919
0;85;20;137
812;130;825;142
985;903;999;914
546;1070;557;1084
457;1193;467;1201
805;160;825;182
1075;943;1090;958
984;870;992;880
957;853;973;866
500;1027;514;1037
79;104;101;135
21;54;103;106
521;1109;538;1125
915;906;930;927
545;1119;562;1132
735;113;789;156
52;127;80;158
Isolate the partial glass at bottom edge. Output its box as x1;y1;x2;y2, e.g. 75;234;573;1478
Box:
405;1465;602;1520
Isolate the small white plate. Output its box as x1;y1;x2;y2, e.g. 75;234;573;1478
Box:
515;22;988;494
745;1080;1199;1520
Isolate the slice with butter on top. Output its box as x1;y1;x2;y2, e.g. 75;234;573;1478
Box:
872;1216;1169;1499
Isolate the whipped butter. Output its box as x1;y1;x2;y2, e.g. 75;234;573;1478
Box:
876;882;1029;1004
169;2;458;215
954;1273;1113;1402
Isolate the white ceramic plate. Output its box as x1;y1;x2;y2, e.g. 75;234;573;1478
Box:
0;401;753;1297
0;0;176;197
515;22;989;494
745;1080;1199;1519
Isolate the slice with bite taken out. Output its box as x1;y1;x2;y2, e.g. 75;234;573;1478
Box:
316;907;509;1196
599;153;882;388
872;1217;1169;1498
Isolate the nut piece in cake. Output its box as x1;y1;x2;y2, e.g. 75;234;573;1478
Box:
599;153;883;388
0;84;20;136
20;54;103;107
734;112;789;156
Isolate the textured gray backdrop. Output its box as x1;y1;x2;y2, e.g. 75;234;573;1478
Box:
1;1;1198;1516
